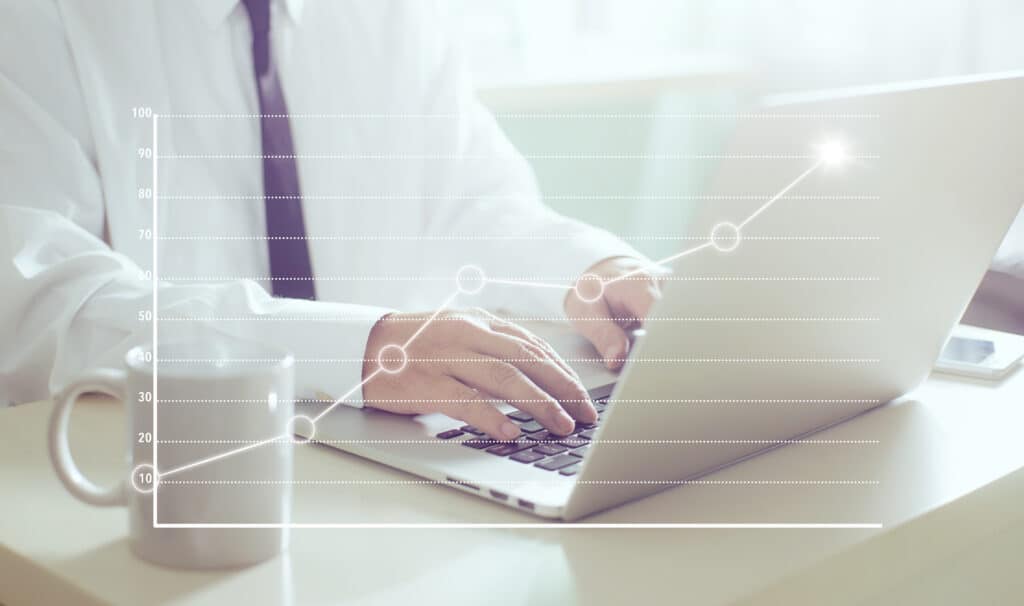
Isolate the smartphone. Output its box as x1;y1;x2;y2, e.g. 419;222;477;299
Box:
935;333;1024;380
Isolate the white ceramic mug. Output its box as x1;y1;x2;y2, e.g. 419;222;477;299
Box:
48;337;296;569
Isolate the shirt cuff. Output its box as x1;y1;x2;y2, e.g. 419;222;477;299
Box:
245;296;393;409
517;227;647;317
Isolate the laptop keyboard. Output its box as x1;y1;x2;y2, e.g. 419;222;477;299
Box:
435;397;610;476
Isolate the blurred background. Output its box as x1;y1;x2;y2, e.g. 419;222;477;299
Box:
447;0;1024;258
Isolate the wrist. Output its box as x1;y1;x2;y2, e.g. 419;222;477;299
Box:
363;313;394;381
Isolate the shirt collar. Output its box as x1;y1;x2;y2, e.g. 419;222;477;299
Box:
194;0;305;27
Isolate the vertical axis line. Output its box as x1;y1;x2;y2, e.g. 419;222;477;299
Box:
151;113;160;527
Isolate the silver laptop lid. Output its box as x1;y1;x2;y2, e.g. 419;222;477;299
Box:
565;73;1024;520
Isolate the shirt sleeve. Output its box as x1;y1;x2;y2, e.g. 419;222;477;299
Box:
0;205;390;408
0;7;389;407
406;2;646;318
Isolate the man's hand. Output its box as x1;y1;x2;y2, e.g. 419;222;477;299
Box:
362;309;597;440
565;257;662;370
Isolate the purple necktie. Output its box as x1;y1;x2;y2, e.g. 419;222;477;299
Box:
242;0;316;300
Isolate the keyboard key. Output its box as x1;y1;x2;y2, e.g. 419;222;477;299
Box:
486;440;535;457
518;420;544;433
532;443;568;456
506;410;533;423
459;425;484;435
569;445;589;457
594;401;607;413
579;429;597;440
463;438;497;449
436;429;464;440
559;463;581;476
574;421;596;430
528;430;566;443
535;454;578;471
510;450;546;464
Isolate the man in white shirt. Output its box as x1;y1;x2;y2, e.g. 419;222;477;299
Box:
0;0;660;440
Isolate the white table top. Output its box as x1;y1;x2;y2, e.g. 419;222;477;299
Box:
2;329;1023;605
734;462;1024;605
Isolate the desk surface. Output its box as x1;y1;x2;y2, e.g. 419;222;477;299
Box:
2;347;1023;605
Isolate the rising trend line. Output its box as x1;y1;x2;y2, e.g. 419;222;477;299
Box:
311;368;384;423
483;277;575;290
606;242;714;285
148;155;837;485
739;159;824;229
402;291;460;348
159;434;287;479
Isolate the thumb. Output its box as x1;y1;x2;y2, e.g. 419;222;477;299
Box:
569;300;630;370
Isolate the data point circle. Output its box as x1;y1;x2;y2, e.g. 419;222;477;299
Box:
285;415;316;443
573;273;605;304
710;222;742;253
818;140;848;166
130;463;158;494
455;265;487;295
377;344;408;374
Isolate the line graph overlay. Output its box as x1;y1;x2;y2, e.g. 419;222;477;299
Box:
150;119;876;527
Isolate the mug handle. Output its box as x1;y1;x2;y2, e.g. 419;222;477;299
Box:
49;368;130;506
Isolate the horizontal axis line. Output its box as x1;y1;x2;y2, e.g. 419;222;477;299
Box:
150;523;883;529
159;479;880;486
157;153;881;161
157;112;882;119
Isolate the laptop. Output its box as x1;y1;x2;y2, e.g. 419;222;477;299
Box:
300;72;1024;520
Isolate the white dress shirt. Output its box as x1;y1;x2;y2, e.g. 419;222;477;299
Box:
0;0;639;406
